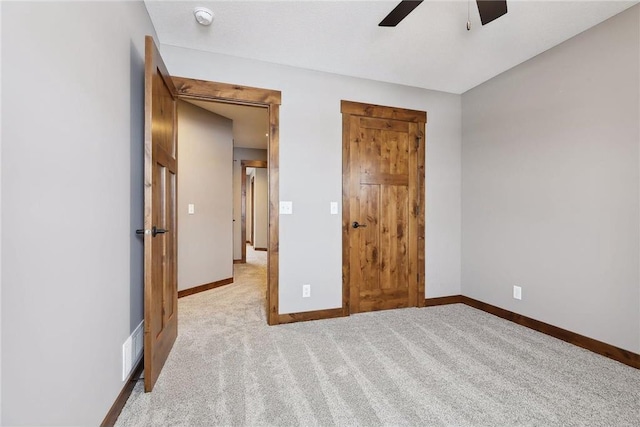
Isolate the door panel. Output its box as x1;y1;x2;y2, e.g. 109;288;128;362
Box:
380;185;409;291
358;184;379;292
144;35;178;392
343;101;425;314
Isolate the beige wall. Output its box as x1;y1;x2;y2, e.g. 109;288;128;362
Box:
232;148;268;260
177;101;233;290
253;168;269;249
462;6;640;353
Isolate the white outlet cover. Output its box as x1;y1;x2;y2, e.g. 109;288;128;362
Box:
513;285;522;300
302;284;311;298
280;201;293;215
188;203;195;214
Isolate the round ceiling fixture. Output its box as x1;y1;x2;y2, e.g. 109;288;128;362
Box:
194;7;214;26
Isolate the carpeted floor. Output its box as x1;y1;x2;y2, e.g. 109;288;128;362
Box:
116;246;640;426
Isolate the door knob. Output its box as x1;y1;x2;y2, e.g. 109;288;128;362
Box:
152;226;168;237
352;221;367;229
135;226;169;237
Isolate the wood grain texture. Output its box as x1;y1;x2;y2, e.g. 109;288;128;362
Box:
360;172;409;186
341;113;352;317
178;277;234;298
343;103;426;314
250;177;255;245
341;100;426;122
359;116;410;132
100;358;144;427
241;160;267;263
277;308;346;324
171;76;280;326
461;296;640;370
267;104;280;325
416;123;426;307
144;35;178;393
173;76;281;105
423;295;463;306
348;115;361;314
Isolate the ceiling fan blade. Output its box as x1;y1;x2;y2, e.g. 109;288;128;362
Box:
379;1;423;27
476;0;508;26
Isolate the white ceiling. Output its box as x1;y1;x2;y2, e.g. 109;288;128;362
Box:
185;99;269;149
145;0;637;94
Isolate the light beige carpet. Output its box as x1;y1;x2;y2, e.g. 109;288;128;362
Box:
116;247;640;426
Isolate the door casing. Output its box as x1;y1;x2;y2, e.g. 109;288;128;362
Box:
172;76;281;325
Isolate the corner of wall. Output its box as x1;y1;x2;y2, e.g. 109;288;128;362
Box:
0;1;4;421
460;5;640;352
637;3;640;354
459;92;464;298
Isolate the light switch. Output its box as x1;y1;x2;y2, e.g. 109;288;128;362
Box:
330;202;339;215
279;201;293;215
188;204;195;214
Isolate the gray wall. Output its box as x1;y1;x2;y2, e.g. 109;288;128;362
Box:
177;102;234;290
1;1;157;424
233;148;268;260
164;46;463;313
0;3;3;420
253;168;269;249
462;6;640;353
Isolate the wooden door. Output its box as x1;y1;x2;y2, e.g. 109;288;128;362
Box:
342;101;426;314
143;36;178;392
250;176;255;245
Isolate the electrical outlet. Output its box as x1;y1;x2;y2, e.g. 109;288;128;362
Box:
279;201;293;215
513;285;522;300
330;202;338;215
302;284;311;298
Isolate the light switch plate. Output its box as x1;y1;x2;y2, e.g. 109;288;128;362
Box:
330;202;338;215
188;204;195;214
279;201;293;215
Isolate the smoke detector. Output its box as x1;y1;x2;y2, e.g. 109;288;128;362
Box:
194;7;214;26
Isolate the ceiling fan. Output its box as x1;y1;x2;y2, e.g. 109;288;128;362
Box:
379;0;508;27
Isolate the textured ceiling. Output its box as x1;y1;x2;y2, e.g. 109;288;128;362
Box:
185;99;269;149
145;0;637;94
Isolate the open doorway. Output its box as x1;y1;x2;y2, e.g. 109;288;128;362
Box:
180;99;269;265
172;77;281;325
241;161;268;259
176;100;269;303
